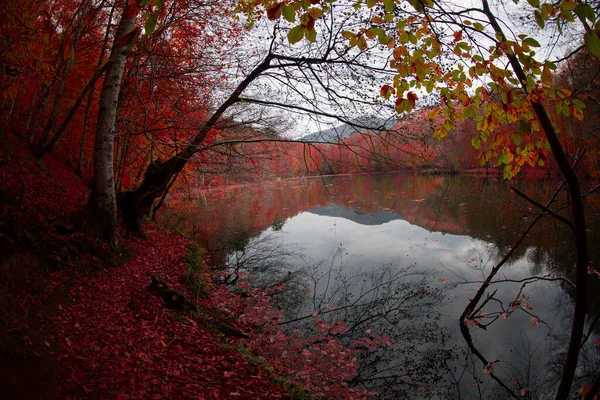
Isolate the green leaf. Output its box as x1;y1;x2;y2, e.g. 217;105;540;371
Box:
584;30;600;58
383;0;394;12
288;25;305;43
341;30;354;39
527;0;539;7
572;98;586;109
416;64;427;80
561;9;575;22
517;120;531;134
473;22;484;31
561;0;576;11
409;32;418;45
534;10;545;28
395;99;406;113
523;37;540;47
541;3;553;18
472;136;481;150
519;54;533;69
282;4;295;22
367;0;377;8
574;3;595;23
426;79;434;93
305;27;317;42
409;0;424;12
144;13;158;35
512;133;521;146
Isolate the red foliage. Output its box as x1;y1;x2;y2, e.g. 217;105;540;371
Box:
47;226;376;399
0;134;375;398
49;229;288;399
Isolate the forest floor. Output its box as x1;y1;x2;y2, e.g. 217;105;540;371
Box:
0;133;305;399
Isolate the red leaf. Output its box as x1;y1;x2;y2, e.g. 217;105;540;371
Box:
118;27;140;48
407;92;418;108
307;16;315;31
267;3;282;21
127;2;141;19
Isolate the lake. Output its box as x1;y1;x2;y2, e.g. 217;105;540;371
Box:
160;173;600;399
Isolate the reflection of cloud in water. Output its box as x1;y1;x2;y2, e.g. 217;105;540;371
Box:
270;210;576;399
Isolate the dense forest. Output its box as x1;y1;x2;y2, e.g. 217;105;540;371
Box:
1;0;600;398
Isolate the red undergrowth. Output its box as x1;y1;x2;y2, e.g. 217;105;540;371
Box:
50;229;292;399
1;134;377;399
48;226;377;399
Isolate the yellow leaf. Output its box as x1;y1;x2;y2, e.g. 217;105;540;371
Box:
541;66;552;85
357;36;368;50
308;8;322;19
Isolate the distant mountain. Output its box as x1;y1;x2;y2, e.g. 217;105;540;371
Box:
299;116;397;143
306;204;401;226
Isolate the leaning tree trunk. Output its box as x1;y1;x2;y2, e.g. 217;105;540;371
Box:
86;5;136;246
117;55;274;237
482;2;588;399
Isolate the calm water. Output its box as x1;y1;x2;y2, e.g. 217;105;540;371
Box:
161;173;600;399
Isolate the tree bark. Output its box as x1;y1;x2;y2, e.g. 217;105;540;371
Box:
36;64;108;156
117;54;274;237
78;3;116;176
481;2;588;398
86;5;136;245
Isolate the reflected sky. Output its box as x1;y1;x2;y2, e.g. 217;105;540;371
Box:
259;203;575;398
162;173;598;398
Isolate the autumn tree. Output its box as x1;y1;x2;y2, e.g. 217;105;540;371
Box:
241;0;598;398
77;0;237;243
7;0;596;395
111;3;409;237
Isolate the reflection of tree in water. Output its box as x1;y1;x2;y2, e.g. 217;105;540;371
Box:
448;238;600;399
297;261;453;399
206;229;311;318
270;218;285;231
160;173;600;397
214;233;457;398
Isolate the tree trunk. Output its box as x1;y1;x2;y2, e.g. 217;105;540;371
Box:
86;6;136;246
37;63;108;157
481;2;588;398
151;171;179;221
117;55;274;237
78;3;116;177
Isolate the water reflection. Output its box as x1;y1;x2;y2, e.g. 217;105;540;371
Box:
159;173;600;398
